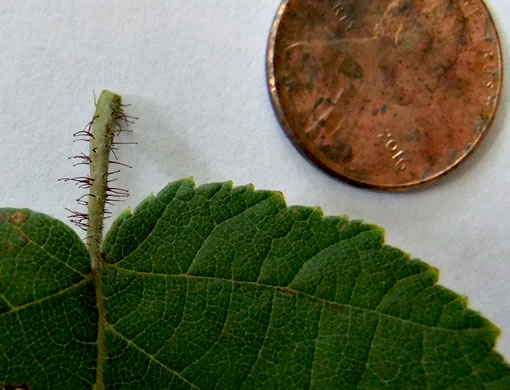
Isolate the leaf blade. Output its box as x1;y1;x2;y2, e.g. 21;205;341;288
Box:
0;209;96;389
2;182;509;389
101;180;510;389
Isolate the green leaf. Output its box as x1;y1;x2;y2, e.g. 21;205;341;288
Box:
0;209;96;388
1;180;510;389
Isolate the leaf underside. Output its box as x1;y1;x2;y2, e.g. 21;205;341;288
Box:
1;179;509;389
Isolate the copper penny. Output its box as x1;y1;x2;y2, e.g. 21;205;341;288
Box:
267;0;503;190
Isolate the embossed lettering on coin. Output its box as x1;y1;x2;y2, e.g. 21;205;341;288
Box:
378;129;410;171
267;0;502;190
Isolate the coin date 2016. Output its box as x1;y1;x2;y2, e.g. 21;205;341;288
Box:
378;129;410;171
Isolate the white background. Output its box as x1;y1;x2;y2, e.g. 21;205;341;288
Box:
0;1;508;361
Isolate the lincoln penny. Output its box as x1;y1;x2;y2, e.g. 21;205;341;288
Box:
267;0;502;190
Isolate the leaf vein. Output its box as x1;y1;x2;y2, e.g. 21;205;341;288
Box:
107;325;202;389
351;315;380;388
307;300;325;390
106;265;481;332
239;289;276;389
286;229;371;288
152;277;190;357
0;276;92;317
185;195;281;274
0;292;15;309
107;180;187;265
9;222;88;278
180;280;235;378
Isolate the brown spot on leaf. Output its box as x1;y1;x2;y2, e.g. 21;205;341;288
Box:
278;288;297;297
329;304;346;315
2;385;31;390
7;243;16;253
8;212;26;225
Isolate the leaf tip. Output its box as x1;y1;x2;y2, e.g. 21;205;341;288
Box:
310;206;324;218
118;207;134;218
183;176;195;186
273;190;286;203
370;223;385;238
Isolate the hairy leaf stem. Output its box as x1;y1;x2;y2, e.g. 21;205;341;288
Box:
88;90;122;390
88;90;121;268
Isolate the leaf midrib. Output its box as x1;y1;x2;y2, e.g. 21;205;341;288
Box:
104;264;477;333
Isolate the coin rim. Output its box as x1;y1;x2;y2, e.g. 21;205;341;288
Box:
266;0;504;192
